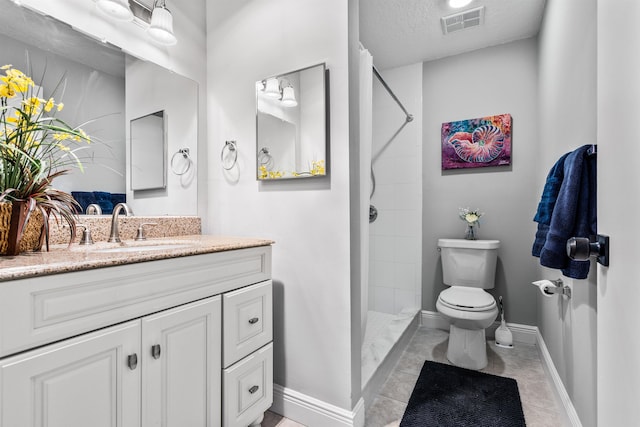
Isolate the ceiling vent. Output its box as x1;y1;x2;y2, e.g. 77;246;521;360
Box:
441;6;485;35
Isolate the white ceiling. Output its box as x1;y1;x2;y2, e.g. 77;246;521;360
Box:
360;0;547;70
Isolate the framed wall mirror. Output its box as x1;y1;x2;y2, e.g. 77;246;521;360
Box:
0;0;199;215
130;110;167;190
256;63;328;180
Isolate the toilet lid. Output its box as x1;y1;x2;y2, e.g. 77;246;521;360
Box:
439;287;496;311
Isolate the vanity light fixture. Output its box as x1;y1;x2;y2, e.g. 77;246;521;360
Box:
280;85;298;107
263;78;282;99
96;0;134;21
147;0;177;45
448;0;473;8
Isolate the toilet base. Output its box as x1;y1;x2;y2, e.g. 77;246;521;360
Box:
446;324;488;370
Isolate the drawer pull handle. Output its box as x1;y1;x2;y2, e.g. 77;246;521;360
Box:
249;385;259;394
151;344;161;359
248;317;259;325
127;353;138;370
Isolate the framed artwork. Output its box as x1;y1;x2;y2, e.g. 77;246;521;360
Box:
441;113;512;170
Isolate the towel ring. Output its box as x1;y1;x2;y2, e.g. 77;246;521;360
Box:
258;147;273;169
221;140;238;170
171;148;192;176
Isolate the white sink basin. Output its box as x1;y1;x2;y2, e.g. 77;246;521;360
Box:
93;244;192;253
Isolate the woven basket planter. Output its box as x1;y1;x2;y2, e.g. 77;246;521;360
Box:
0;202;44;255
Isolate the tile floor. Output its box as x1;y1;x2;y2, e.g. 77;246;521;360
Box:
263;326;565;427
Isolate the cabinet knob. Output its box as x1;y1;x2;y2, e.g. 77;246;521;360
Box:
249;385;259;394
127;353;138;370
151;344;161;359
248;317;259;325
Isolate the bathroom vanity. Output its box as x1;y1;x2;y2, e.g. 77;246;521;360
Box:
0;236;273;427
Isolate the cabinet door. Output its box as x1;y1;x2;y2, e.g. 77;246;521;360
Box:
0;320;141;427
142;296;222;427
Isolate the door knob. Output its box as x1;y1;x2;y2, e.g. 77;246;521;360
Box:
566;234;609;266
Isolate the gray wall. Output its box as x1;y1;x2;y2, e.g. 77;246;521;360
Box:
537;0;597;425
206;0;355;414
422;37;540;326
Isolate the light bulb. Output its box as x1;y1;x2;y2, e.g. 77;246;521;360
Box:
281;86;298;107
148;3;177;45
448;0;473;8
96;0;134;21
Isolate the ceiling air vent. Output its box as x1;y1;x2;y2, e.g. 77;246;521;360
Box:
441;6;485;35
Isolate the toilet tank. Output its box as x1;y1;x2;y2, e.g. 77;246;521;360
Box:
438;239;500;289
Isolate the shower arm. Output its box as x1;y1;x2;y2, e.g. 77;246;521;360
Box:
372;65;414;123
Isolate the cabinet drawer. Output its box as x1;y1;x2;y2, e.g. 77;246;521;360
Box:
223;343;273;427
223;281;272;367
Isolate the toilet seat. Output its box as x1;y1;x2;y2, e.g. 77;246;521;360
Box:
438;287;496;312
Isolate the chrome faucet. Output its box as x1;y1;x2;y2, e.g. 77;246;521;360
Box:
85;203;102;215
108;203;133;243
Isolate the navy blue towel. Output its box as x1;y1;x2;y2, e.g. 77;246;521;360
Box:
536;145;597;279
533;152;570;225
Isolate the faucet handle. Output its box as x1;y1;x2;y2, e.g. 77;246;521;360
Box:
135;223;158;241
77;224;94;245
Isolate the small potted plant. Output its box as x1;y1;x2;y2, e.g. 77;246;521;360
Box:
0;65;91;255
459;207;483;240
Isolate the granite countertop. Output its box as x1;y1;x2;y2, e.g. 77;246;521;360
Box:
0;235;274;282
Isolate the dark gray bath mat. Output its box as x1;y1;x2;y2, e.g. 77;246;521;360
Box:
400;361;526;427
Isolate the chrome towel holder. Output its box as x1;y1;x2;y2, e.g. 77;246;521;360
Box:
221;140;238;170
171;148;192;175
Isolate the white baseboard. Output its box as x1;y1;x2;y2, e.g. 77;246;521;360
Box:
271;384;365;427
535;330;583;427
420;310;537;344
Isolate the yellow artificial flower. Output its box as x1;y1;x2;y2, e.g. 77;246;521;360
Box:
22;97;41;114
57;102;64;111
44;98;55;112
3;68;33;93
310;160;325;176
53;133;71;141
0;84;15;98
0;65;12;70
79;129;90;143
56;143;70;151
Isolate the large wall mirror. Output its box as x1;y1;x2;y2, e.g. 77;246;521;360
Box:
0;0;198;214
256;63;328;180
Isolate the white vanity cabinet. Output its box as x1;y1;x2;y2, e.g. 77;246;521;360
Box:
0;319;142;427
0;244;273;427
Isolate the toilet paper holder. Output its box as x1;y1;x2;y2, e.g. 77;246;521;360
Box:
532;278;572;298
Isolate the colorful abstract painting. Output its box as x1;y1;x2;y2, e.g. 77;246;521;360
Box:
441;113;512;170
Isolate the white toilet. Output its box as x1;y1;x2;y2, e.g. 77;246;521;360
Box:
436;238;500;370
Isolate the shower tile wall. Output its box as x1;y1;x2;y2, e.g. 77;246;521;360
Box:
369;63;423;315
